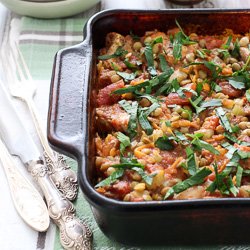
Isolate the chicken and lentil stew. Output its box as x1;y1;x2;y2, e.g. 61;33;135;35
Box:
94;21;250;202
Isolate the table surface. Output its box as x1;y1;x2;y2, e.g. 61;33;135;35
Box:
0;0;250;250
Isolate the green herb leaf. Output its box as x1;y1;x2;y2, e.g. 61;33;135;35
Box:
192;137;220;155
138;111;153;135
211;81;222;92
124;58;138;69
207;163;239;196
143;102;160;117
192;98;222;114
224;132;250;147
165;121;171;127
175;20;188;39
215;107;232;133
246;89;250;102
221;142;237;160
200;99;222;109
223;35;232;49
189;96;203;114
227;76;246;90
95;168;125;188
117;71;136;82
117;132;131;154
231;39;240;58
132;167;155;185
236;166;243;187
165;168;212;199
98;47;128;60
204;61;222;79
217;49;230;59
237;150;250;159
206;163;229;195
155;136;174;151
196;49;207;59
119;100;138;139
144;43;157;76
152;36;163;44
159;54;171;73
173;32;183;60
112;162;144;169
196;82;203;95
130;31;140;41
227;177;239;196
138;94;160;104
186;147;197;176
174;131;188;142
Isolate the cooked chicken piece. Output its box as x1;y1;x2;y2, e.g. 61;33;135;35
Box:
96;104;129;132
106;32;125;55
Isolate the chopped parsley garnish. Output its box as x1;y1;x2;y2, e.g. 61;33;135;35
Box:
172;20;197;61
206;163;238;196
144;37;163;77
236;166;243;187
98;46;128;60
227;76;246;90
165;168;212;199
119;100;138;138
188;133;220;155
190;98;222;114
246;89;250;102
155;136;174;151
117;132;131;154
159;54;172;74
215;107;233;133
116;71;137;82
186;147;197;176
95;169;125;188
231;38;240;58
132;167;155;185
224;132;250;147
223;35;232;49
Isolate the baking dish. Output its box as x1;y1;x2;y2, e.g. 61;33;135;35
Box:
48;9;250;246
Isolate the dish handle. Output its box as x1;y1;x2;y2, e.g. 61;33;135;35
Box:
48;42;91;159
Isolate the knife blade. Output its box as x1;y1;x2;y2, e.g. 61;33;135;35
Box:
0;79;93;249
0;80;40;163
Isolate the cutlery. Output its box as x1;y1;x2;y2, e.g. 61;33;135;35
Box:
0;79;92;250
2;44;78;201
0;136;50;232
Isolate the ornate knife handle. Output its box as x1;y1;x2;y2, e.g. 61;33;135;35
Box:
27;159;92;250
0;140;49;232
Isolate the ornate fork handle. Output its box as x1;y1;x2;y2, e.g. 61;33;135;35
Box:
27;159;92;250
25;96;78;201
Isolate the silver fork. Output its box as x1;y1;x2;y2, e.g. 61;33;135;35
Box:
2;44;78;201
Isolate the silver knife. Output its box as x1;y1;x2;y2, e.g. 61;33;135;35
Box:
0;80;92;250
0;137;50;232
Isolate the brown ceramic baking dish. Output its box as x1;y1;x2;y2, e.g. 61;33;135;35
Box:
48;9;250;247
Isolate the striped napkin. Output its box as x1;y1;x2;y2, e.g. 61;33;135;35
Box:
3;0;250;249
